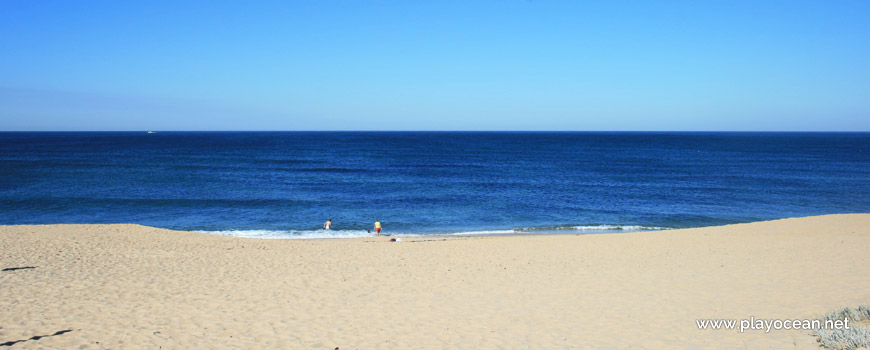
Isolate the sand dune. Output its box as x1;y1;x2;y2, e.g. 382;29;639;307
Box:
1;214;868;349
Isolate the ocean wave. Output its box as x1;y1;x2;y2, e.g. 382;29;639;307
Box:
444;229;518;236
194;229;378;239
194;224;670;240
514;225;669;232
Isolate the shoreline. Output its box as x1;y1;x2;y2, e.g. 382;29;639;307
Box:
0;216;815;240
0;213;857;240
2;214;869;349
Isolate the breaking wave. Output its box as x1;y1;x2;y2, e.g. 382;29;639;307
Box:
194;224;669;239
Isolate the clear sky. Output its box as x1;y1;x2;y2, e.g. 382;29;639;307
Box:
1;0;868;131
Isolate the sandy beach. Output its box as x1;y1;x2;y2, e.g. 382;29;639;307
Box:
1;214;868;349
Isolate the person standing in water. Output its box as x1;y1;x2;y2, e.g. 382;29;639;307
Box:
374;219;382;236
323;219;332;230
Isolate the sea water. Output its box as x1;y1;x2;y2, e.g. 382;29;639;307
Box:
1;132;868;238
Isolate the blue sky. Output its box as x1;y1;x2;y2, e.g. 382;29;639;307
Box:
1;0;868;131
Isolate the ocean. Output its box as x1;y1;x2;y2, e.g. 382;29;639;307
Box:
1;132;868;238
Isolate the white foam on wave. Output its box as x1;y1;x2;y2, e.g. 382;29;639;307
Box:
514;225;670;232
195;229;377;239
195;225;670;239
447;225;668;236
444;229;517;236
566;225;669;231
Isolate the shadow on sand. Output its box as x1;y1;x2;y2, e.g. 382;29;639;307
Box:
0;329;73;347
2;266;37;272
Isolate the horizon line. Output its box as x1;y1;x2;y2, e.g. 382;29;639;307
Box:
2;130;870;133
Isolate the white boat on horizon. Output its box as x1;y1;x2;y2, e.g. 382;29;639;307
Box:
146;131;156;134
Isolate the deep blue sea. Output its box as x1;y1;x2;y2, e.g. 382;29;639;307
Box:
1;132;868;238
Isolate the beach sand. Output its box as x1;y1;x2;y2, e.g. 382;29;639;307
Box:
1;214;868;349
